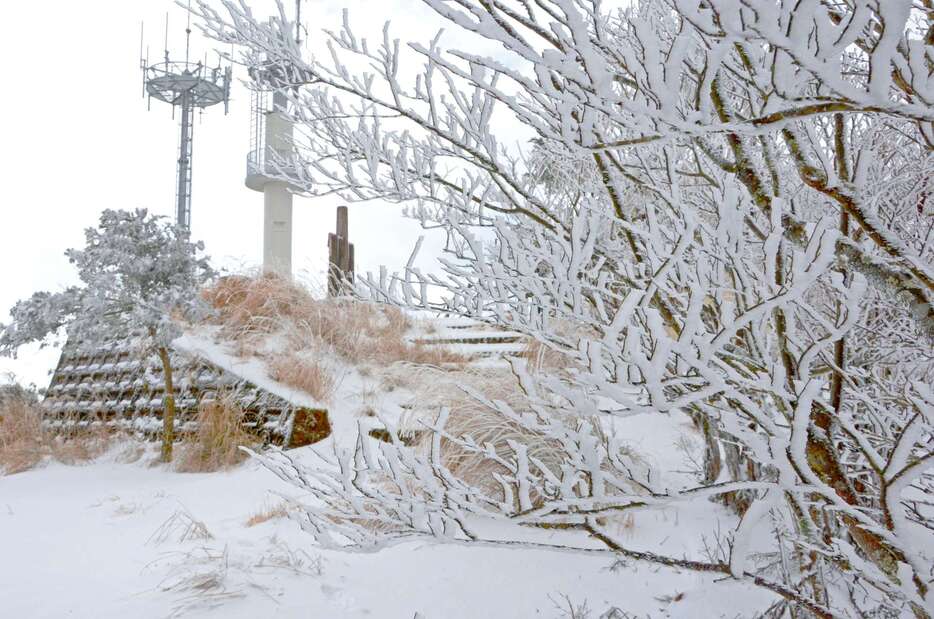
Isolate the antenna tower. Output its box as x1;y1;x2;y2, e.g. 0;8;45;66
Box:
140;8;232;231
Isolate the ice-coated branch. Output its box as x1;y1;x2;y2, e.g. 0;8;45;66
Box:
192;0;934;614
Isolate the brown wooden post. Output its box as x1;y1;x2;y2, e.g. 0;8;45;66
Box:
336;206;348;246
328;206;355;296
327;232;339;296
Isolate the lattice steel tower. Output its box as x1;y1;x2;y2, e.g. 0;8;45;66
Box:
140;13;231;231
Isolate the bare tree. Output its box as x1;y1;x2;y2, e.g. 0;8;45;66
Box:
194;1;933;616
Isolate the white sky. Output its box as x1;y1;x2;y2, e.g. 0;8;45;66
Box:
0;0;475;388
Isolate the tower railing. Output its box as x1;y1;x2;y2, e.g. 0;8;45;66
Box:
247;89;268;170
245;89;305;191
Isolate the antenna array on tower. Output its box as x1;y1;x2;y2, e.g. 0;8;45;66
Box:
139;10;232;231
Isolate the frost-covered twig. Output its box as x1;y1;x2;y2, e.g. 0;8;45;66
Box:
192;1;934;615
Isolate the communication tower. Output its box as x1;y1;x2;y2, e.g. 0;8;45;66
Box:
140;11;232;231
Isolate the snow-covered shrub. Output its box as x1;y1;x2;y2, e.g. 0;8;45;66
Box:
196;1;934;615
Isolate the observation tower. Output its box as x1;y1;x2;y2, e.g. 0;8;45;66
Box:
246;87;296;275
140;15;232;231
244;1;306;276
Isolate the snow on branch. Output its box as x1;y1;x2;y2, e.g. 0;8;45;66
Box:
192;1;934;614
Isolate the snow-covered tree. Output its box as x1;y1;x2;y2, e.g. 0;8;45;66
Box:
0;209;214;461
194;1;933;616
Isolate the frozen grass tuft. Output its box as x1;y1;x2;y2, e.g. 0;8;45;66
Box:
175;393;259;473
0;389;112;475
148;509;214;545
244;501;293;527
391;366;649;508
269;354;336;403
201;273;466;374
405;368;566;504
155;546;248;619
151;539;323;618
254;536;325;576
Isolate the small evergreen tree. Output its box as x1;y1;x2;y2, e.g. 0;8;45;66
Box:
0;209;214;461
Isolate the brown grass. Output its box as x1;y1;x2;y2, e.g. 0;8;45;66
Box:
397;368;564;506
245;501;293;527
269;354;336;402
0;395;46;474
521;319;595;376
0;393;112;475
201;274;466;387
175;393;260;473
523;337;571;374
395;366;648;509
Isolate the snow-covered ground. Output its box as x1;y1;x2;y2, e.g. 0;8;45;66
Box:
0;413;775;618
3;308;777;617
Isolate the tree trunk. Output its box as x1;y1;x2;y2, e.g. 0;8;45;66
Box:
697;413;722;485
157;345;176;463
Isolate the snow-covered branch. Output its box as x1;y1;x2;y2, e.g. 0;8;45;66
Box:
194;1;934;615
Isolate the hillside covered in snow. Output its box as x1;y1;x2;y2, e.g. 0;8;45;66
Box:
1;274;778;618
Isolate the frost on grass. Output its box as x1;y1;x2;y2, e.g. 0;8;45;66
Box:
245;500;295;527
148;509;214;545
149;538;324;618
201;273;466;369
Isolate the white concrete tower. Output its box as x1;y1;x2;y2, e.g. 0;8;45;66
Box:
246;89;294;276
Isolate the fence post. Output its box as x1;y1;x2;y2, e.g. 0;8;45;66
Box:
328;206;354;296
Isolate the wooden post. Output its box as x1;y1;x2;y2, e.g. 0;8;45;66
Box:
328;206;355;296
336;206;348;247
327;232;339;296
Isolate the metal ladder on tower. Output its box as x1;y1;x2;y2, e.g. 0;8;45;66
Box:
175;95;195;231
247;89;267;175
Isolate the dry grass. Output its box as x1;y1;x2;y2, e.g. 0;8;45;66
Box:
0;395;45;474
269;354;336;403
245;501;293;527
54;431;112;465
175;394;260;473
522;337;572;374
201;273;466;375
396;367;566;506
0;393;111;475
392;366;648;509
148;509;214;545
614;512;637;538
521;319;596;376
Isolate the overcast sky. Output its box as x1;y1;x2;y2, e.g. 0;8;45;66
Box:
0;0;474;388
